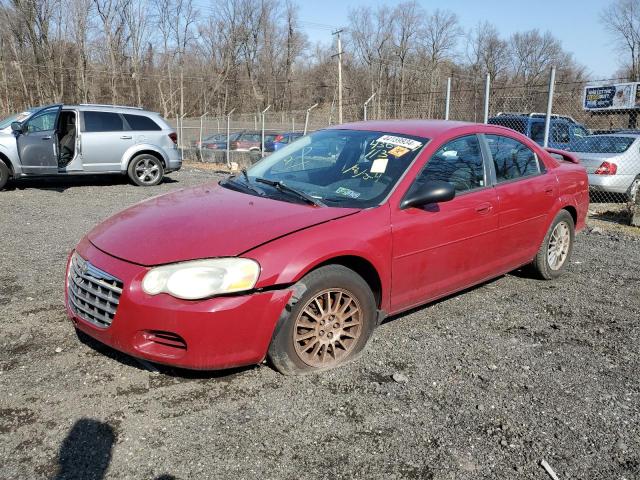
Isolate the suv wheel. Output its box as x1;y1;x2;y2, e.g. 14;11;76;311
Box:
0;161;10;191
128;154;164;186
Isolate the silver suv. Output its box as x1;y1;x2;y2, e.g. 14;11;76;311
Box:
0;104;181;190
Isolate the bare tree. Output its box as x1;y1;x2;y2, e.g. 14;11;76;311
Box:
601;0;640;80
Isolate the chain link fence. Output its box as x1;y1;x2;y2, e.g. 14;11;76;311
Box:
172;73;640;216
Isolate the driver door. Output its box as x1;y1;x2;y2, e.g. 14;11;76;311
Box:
16;105;62;174
390;134;500;311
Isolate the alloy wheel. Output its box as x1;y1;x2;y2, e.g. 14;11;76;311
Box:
547;221;571;271
293;288;362;367
134;157;161;185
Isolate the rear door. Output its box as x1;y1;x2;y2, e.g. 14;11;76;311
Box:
16;105;62;174
80;110;133;172
484;134;557;268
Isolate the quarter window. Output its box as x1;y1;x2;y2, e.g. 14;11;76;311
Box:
123;114;161;131
486;134;541;182
83;111;125;132
409;135;485;194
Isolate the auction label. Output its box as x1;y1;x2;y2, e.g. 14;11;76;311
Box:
376;135;422;150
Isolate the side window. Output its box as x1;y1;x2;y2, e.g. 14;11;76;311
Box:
83;111;125;132
123;114;161;131
26;108;58;133
409;135;485;194
530;122;545;143
570;125;588;140
551;123;570;144
486;134;541;182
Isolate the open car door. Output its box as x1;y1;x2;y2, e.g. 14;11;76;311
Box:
16;104;62;175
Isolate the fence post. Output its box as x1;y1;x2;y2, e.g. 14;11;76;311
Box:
226;108;235;168
179;113;186;162
543;66;557;148
198;112;208;162
445;77;451;120
483;73;491;124
261;105;271;158
364;93;376;121
304;103;318;135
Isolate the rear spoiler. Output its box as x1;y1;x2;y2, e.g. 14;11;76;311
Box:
545;148;580;164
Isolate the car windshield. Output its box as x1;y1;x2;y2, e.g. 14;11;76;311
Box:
225;129;428;208
0;109;35;129
569;136;635;153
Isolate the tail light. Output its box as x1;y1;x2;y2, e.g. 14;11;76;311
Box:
594;161;617;175
168;132;178;145
274;135;284;142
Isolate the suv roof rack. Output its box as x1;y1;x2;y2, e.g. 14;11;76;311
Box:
495;111;578;124
78;103;144;110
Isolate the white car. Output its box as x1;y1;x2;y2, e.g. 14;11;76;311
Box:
569;134;640;201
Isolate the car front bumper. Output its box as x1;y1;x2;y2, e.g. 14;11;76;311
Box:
65;238;292;370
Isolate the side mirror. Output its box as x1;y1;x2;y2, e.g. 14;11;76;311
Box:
401;180;456;209
10;121;23;134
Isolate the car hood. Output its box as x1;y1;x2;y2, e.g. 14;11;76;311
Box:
87;183;359;266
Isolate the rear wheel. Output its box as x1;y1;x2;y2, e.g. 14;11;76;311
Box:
268;265;377;375
0;161;9;191
531;210;575;280
127;154;164;186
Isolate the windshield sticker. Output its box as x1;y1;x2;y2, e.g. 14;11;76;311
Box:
388;145;410;157
376;135;422;150
370;158;388;174
336;187;361;199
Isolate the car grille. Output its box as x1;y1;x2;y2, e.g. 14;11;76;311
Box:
67;253;123;328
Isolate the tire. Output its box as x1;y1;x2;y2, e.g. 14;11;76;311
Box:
268;265;377;375
0;161;9;191
127;154;164;186
531;210;575;280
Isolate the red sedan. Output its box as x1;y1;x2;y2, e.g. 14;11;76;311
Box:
66;120;589;374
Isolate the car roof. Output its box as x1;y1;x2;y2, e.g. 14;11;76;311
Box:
328;119;480;139
63;104;157;115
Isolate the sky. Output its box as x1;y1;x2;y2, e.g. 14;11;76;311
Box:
297;0;618;79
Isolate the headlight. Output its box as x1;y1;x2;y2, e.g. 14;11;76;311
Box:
142;258;260;300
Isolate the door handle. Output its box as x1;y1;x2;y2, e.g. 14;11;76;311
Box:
544;185;555;195
475;203;493;215
41;136;52;140
120;135;132;140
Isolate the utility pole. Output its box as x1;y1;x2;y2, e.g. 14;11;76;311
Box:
332;29;344;124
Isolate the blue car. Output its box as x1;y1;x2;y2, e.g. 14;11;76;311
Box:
265;132;304;152
488;113;590;149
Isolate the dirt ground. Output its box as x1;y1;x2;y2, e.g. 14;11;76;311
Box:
1;165;639;479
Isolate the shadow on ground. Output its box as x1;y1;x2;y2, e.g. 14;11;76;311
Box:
52;418;176;480
5;175;178;192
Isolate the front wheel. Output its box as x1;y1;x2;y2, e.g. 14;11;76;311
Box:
531;210;575;280
127;154;164;186
268;265;377;375
0;161;9;190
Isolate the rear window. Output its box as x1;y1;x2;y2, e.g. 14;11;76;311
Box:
488;117;527;134
123;114;161;131
83;111;125;132
569;136;635;154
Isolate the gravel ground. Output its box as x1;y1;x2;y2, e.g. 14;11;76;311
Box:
1;166;639;480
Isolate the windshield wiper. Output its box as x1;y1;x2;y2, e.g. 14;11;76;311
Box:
254;177;325;207
221;171;264;196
